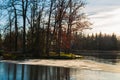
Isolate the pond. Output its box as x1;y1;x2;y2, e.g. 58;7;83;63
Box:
0;61;120;80
0;62;71;80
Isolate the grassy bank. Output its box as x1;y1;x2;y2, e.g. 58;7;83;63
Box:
0;52;83;60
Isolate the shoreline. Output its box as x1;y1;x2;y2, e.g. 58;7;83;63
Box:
1;59;120;73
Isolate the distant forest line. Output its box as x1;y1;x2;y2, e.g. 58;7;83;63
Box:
0;32;120;52
72;32;119;51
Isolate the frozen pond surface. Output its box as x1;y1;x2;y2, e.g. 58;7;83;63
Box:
0;60;120;80
71;69;120;80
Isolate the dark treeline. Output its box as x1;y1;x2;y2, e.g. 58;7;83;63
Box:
0;0;91;57
72;33;120;51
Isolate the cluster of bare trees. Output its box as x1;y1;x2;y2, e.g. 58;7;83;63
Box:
0;0;90;57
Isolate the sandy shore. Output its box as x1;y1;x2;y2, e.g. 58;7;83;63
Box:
1;59;120;73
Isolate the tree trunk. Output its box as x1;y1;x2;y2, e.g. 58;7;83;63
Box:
12;2;18;51
22;0;28;54
46;0;54;56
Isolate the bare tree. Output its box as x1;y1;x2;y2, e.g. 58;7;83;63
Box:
46;0;55;56
12;0;18;51
22;0;28;53
8;10;13;51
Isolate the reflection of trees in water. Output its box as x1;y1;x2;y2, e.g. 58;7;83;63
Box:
0;63;71;80
13;64;16;80
28;66;70;80
21;65;24;80
7;64;10;80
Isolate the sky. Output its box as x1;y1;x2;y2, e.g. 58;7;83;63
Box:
84;0;120;36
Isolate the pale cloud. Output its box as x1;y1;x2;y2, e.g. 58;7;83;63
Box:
85;0;120;14
90;8;120;26
84;0;120;36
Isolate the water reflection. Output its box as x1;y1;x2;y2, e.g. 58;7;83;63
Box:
0;62;120;80
0;62;70;80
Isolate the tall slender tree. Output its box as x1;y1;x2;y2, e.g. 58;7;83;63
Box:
12;0;18;51
46;0;55;56
22;0;28;53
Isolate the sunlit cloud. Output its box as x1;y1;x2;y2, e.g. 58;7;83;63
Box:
84;0;120;36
